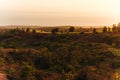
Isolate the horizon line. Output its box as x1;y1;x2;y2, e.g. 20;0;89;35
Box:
0;24;112;27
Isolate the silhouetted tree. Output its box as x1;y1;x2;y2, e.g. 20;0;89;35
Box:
112;24;117;32
103;26;107;33
32;29;36;33
117;22;120;32
93;28;97;34
51;28;59;34
69;26;75;32
26;28;30;32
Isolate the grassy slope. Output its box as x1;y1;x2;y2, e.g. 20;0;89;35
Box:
0;30;120;80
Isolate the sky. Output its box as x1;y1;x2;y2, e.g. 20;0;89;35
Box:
0;0;120;26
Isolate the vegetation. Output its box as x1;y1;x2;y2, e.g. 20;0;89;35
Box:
32;29;36;33
103;26;107;33
0;24;120;80
69;26;75;32
51;28;59;34
93;28;97;34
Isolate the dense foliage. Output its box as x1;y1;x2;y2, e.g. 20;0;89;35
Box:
0;29;120;80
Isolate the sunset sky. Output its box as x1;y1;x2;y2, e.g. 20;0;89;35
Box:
0;0;120;26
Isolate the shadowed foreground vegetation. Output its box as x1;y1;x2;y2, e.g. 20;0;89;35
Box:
0;29;120;80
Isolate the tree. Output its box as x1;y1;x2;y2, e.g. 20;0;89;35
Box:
118;22;120;27
93;28;97;34
26;28;30;32
69;27;75;32
51;28;59;34
118;22;120;32
112;24;117;32
32;29;36;33
103;26;107;33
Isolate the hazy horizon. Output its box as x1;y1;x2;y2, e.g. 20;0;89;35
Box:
0;0;120;26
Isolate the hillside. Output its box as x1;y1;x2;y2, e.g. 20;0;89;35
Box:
0;29;120;80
